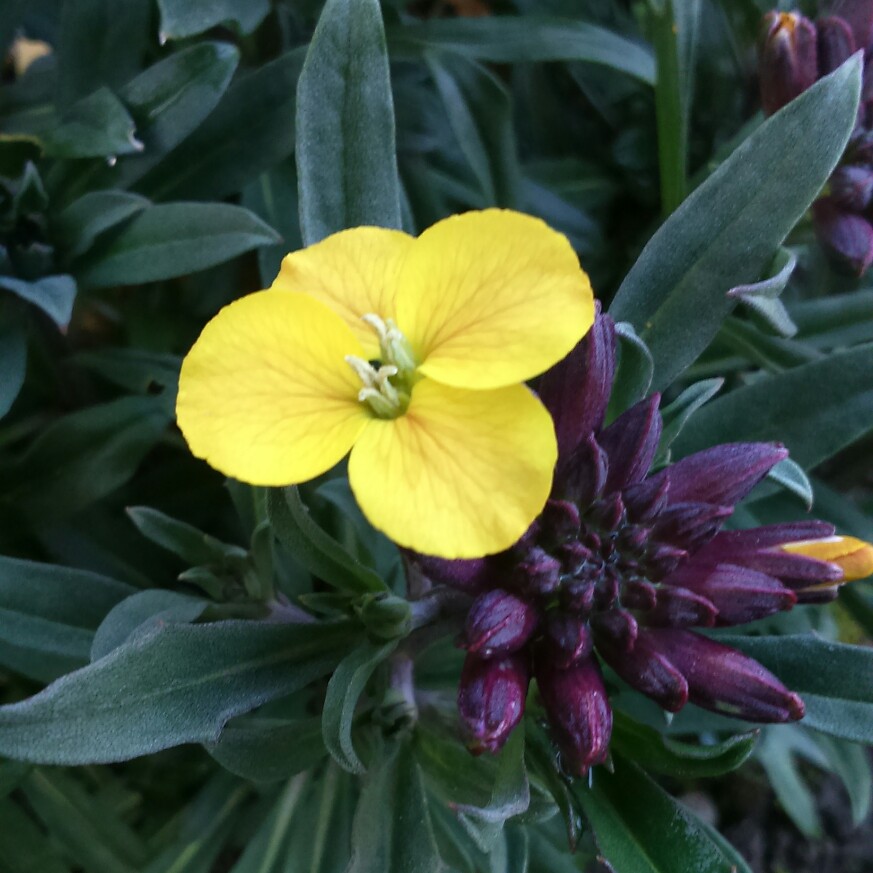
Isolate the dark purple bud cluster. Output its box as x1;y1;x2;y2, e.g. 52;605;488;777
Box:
759;4;873;275
416;310;846;775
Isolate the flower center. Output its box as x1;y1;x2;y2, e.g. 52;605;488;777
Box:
346;314;418;419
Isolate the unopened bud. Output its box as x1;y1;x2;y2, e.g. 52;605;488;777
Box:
813;197;873;277
781;534;873;585
759;11;819;116
463;589;540;657
543;612;593;668
830;165;873;211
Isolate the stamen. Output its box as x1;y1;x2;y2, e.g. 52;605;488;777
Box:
345;355;408;419
361;313;417;375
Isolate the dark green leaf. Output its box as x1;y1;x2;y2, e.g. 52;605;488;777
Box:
72;348;180;397
611;712;757;778
53;190;150;259
296;0;402;243
268;487;387;595
0;618;362;764
0;396;170;524
126;506;247;568
0;307;26;418
729;248;798;337
388;18;656;84
90;589;208;660
426;52;519;208
0;555;133;682
607;321;654;419
322;640;397;773
609;58;861;390
723;635;873;744
208;715;327;782
674;344;873;469
347;739;443;873
41;87;142;159
138;48;306;202
0;274;76;328
574;754;735;873
765;458;813;509
158;0;270;39
811;731;872;828
655;377;722;463
56;0;151;103
77;202;280;288
0;799;72;873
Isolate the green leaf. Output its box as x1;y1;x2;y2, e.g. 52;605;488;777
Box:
41;87;142;159
109;42;241;190
90;589;208;661
609;57;862;390
811;731;872;828
655;377;722;463
388;17;656;84
574;754;736;873
53;190;150;259
0;306;26;418
607;321;654;419
208;715;327;782
0;396;170;525
0;618;362;764
158;0;270;39
72;347;180;397
322;640;397;773
455;723;530;852
756;728;821;838
226;773;309;873
723;635;873;744
0;799;72;873
347;739;443;873
716;317;819;373
765;457;813;509
126;506;247;568
426;52;519;208
77;202;280;288
673;344;873;469
0;555;134;683
56;0;151;103
611;712;757;778
296;0;402;244
0;274;77;328
728;248;798;338
268;487;388;595
138;48;306;202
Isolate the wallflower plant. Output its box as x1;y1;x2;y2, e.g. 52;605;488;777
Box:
4;2;873;872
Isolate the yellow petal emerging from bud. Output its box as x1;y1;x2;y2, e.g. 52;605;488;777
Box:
782;535;873;584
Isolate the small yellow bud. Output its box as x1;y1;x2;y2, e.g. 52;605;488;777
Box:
782;535;873;584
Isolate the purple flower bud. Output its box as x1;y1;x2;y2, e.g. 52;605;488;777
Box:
643;629;805;722
724;548;844;589
830;165;873;211
535;655;612;775
666;562;797;625
651;502;733;552
561;579;596;615
588;492;626;532
591;608;638;651
464;589;541;657
622;579;658;610
556;540;593;575
593;570;621;611
645;542;689;579
411;553;495;594
561;433;608;508
826;0;873;50
617;523;650;553
651;443;788;508
598;394;663;493
759;11;819;116
647;586;718;628
511;547;562;596
596;630;689;712
702;521;835;555
795;586;840;604
812;196;873;276
541;499;581;543
458;652;530;754
817;16;857;76
544;612;593;668
623;475;670;523
538;307;616;458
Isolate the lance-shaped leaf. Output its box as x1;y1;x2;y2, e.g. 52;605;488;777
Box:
610;57;861;390
296;0;401;244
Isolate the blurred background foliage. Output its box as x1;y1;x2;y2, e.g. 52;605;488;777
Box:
3;0;873;871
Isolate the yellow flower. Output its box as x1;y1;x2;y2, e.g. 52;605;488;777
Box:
782;535;873;585
177;209;594;558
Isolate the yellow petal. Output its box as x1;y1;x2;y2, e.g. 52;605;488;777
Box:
271;227;414;357
782;535;873;583
396;209;595;390
177;290;369;486
348;379;557;558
